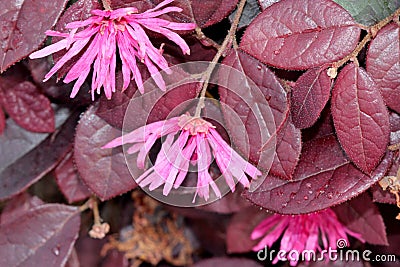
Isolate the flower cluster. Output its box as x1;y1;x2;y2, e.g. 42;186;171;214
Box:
103;114;262;202
251;209;365;266
30;0;196;99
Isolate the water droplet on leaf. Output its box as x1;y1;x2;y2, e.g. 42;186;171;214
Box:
52;247;60;256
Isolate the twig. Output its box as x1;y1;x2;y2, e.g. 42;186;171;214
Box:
194;0;247;117
194;27;221;49
330;7;400;71
91;196;101;225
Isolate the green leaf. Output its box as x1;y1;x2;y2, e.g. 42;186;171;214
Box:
333;0;400;26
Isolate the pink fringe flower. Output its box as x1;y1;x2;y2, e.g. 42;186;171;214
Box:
251;209;365;266
29;0;195;100
103;114;262;202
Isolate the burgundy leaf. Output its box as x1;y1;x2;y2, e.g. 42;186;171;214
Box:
0;0;69;72
0;108;4;134
65;249;80;267
240;0;361;70
0;204;80;267
197;186;251;214
243;135;393;214
110;0;238;28
0;111;77;201
27;58;92;106
118;72;200;133
101;250;129;267
74;234;108;267
0;77;55;133
369;205;400;256
366;23;400;113
371;183;397;205
333;193;389;245
290;68;332;129
302;106;335;142
97;66;199;129
226;206;267;253
331;63;390;173
390;111;400;145
0;106;70;172
186;213;230;255
54;150;91;204
270;117;301;180
0;192;44;226
193;257;263;267
162;36;217;70
219;48;288;172
371;156;398;205
372;111;400;204
96;71;141;129
74;105;138;201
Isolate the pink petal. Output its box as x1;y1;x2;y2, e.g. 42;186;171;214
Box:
144;0;174;13
29;39;68;59
43;37;91;81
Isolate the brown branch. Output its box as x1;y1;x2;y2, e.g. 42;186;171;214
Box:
194;0;247;117
330;7;400;72
194;27;221;49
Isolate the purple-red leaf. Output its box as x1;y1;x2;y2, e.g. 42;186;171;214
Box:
366;23;400;113
219;48;288;172
0;111;77;201
333;193;389;245
65;249;80;267
27;58;92;106
54;150;91;204
0;204;80;267
74;105;138;201
226;206;266;253
0;192;44;226
291;68;332;129
371;183;397;205
0;108;4;134
97;66;199;129
197;186;251;214
331;63;390;174
240;0;361;70
110;0;238;28
96;71;141;129
243;135;393;214
302;106;335;142
0;107;69;172
270;118;301;180
0;0;69;72
390;111;400;145
0;77;55;133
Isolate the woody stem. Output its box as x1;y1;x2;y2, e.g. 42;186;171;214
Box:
332;7;400;69
91;196;101;225
194;0;247;117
